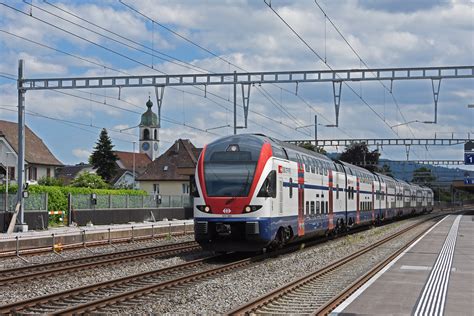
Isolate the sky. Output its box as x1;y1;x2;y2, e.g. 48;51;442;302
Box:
0;0;473;170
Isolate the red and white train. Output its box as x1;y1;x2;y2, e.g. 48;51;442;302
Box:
193;134;434;252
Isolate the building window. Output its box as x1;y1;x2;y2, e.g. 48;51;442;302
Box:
153;184;159;194
28;166;37;181
310;201;315;214
46;168;51;178
154;129;158;140
182;183;189;194
306;201;309;215
8;167;15;180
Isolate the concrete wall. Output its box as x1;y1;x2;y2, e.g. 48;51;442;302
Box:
1;210;48;232
71;207;193;226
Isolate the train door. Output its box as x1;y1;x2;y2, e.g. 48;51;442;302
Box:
296;155;305;236
371;180;375;222
278;176;283;215
356;176;360;224
328;169;334;230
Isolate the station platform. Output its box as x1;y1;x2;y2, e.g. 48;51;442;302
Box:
333;210;473;315
0;219;194;255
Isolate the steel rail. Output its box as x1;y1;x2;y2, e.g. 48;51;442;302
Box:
0;241;199;284
0;254;224;314
228;213;446;315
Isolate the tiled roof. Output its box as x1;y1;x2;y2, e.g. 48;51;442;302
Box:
0;120;63;166
137;139;202;181
114;151;151;174
56;164;94;184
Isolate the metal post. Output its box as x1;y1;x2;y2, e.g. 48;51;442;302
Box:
314;115;318;143
151;224;155;239
15;236;28;263
233;71;237;135
17;60;26;228
131;226;134;242
132;141;136;189
431;79;441;124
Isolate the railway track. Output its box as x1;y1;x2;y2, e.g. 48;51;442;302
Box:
229;214;447;315
0;241;200;284
0;252;253;315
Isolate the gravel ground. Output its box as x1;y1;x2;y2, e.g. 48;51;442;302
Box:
110;213;446;314
0;233;195;270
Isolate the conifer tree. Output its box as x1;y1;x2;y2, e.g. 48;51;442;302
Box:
89;129;117;183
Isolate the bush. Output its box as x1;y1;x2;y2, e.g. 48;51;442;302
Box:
38;176;64;186
70;172;109;189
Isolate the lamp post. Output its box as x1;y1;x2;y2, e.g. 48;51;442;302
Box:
132;141;136;189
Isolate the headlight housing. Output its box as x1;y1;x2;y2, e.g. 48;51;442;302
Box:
196;205;211;213
243;205;262;213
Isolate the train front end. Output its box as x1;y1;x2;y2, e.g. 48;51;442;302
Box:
193;134;276;252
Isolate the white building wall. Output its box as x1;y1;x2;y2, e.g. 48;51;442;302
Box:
138;180;190;196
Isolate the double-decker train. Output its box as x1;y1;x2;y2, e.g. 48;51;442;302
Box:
193;134;434;252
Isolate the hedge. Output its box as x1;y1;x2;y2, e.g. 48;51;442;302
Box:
0;184;147;212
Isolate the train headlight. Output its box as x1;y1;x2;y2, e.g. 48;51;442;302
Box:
243;205;262;213
197;205;211;213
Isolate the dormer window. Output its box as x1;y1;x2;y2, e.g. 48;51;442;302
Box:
163;165;168;171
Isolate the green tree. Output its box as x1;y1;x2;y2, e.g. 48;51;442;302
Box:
298;142;327;154
380;164;394;177
38;176;63;186
70;172;109;189
89;129;117;183
339;143;380;172
412;167;436;186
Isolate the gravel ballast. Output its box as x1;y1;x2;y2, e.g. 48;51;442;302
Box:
113;214;446;314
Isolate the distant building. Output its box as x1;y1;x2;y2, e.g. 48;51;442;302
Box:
56;163;96;185
137;139;201;195
112;151;151;188
0;119;63;185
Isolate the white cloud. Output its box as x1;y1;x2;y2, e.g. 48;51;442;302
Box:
72;148;90;160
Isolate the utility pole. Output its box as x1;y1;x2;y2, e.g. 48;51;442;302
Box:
132;141;136;189
233;71;237;135
16;59;27;232
314;115;318;144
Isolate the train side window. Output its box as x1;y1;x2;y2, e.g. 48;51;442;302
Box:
289;178;293;198
310;201;315;214
336;184;339;199
306;201;309;215
304;156;310;172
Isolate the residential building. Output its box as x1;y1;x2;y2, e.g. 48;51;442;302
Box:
112;151;151;188
56;163;96;185
137;139;201;196
0;120;63;185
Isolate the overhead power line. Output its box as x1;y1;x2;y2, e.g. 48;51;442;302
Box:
2;3;312;139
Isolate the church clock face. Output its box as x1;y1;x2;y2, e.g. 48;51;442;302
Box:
154;143;158;151
142;142;150;151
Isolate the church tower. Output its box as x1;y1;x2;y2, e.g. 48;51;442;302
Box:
139;98;159;161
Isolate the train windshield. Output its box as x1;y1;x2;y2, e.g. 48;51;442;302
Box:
204;136;263;197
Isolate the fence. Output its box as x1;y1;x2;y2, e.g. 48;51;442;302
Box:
70;194;192;210
0;193;47;212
